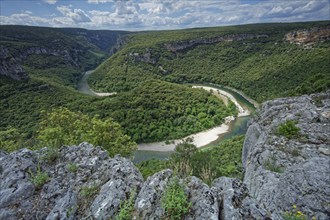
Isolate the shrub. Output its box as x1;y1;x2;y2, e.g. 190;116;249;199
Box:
29;165;50;189
37;107;137;157
41;147;59;164
282;205;315;220
67;163;78;173
161;178;191;220
116;188;136;220
277;120;300;138
80;184;99;198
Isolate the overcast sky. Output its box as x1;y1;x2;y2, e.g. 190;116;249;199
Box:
0;0;329;31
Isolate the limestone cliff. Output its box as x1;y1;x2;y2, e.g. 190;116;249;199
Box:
243;91;330;219
285;26;330;48
0;92;329;220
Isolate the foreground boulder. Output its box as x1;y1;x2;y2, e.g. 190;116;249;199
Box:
0;92;329;219
0;143;143;220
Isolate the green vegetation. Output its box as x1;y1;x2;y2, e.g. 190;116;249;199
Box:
89;21;330;102
99;80;237;143
1;22;329;153
282;205;313;220
41;147;60;164
264;156;283;173
37;108;137;157
0;25;127;150
28;165;50;189
0;127;22;152
137;136;245;184
80;184;99;198
137;159;169;180
116;188;136;220
277;120;301;139
161;178;191;220
67;163;78;173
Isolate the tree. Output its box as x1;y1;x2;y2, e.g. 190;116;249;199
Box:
37;107;136;157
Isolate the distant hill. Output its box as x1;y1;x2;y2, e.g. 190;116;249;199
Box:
89;21;330;102
0;25;127;142
0;25;128;84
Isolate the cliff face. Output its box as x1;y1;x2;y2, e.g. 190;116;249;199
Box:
285;27;330;48
0;92;329;220
0;46;28;81
243;91;330;219
164;34;269;52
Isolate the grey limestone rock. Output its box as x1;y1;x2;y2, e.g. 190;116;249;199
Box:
46;190;78;220
243;91;330;219
185;176;219;220
212;177;270;220
90;155;143;220
134;169;173;219
0;143;143;220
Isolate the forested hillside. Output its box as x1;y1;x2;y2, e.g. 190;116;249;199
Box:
89;21;330;102
0;25;128;146
0;25;235;148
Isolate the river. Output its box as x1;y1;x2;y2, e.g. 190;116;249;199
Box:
77;71;256;163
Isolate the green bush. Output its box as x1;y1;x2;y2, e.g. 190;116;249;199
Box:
137;159;168;180
138;136;244;183
277;120;300;138
161;178;191;220
37;107;137;157
67;163;78;173
80;184;99;198
0;127;22;152
116;188;136;220
29;165;50;189
41;147;59;164
282;205;314;220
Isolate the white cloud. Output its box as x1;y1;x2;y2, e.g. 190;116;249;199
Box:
43;0;57;4
57;5;91;23
87;0;114;4
0;13;50;26
0;0;329;30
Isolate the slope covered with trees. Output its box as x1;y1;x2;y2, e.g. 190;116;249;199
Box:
0;25;236;150
93;80;237;143
89;21;330;102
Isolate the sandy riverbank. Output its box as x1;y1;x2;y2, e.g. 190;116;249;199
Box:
138;85;250;151
138;116;234;152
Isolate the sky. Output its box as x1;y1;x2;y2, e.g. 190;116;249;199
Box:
0;0;329;31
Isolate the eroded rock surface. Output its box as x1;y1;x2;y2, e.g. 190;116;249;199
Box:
0;143;143;220
243;91;330;219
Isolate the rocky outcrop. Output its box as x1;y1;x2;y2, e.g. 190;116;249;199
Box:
127;34;269;66
0;92;329;219
243;91;330;219
0;46;28;80
164;34;269;52
129;48;158;64
0;45;84;80
0;143;143;220
285;27;330;48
